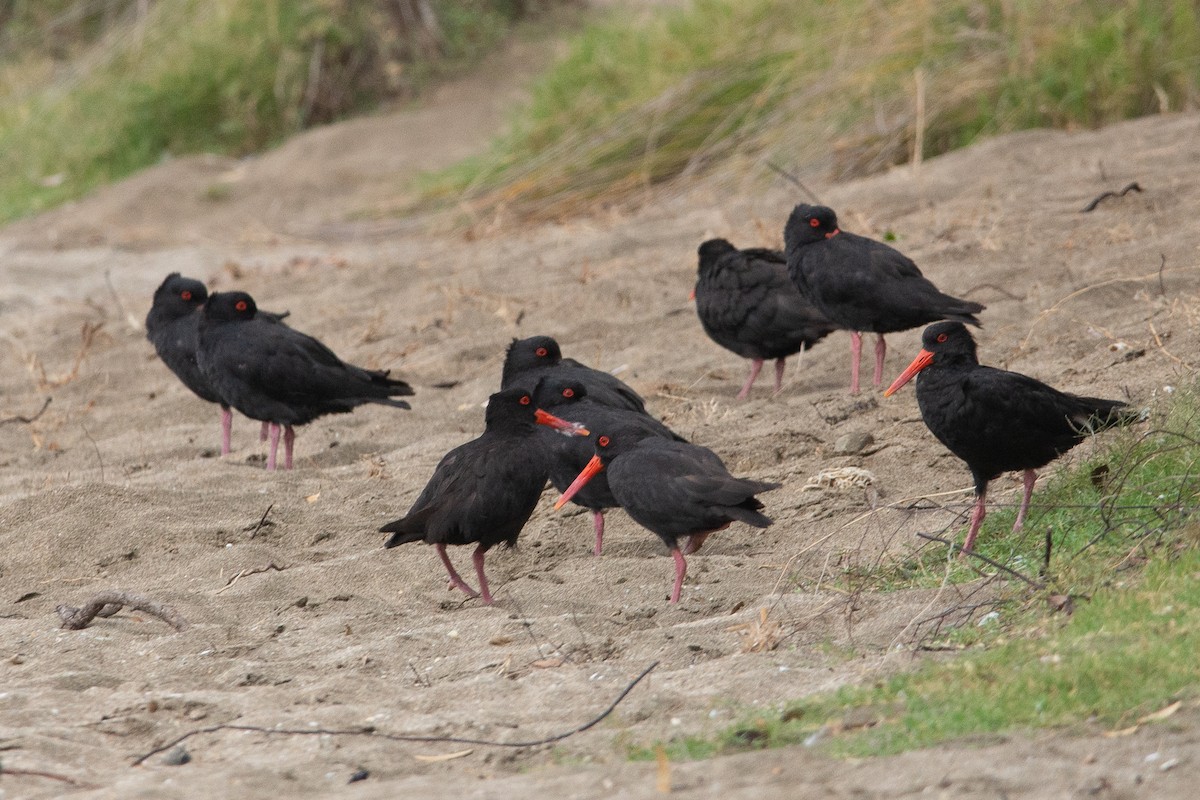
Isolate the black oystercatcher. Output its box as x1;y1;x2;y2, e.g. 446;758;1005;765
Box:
693;238;839;399
145;273;287;454
884;321;1136;552
554;425;780;603
196;291;414;470
784;204;985;394
501;335;646;413
381;387;587;605
533;376;684;556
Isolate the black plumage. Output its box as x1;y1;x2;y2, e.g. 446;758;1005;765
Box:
381;387;583;605
501;335;646;413
885;321;1136;552
196;290;413;470
555;423;780;603
784;204;985;393
145;273;286;454
533;375;683;555
693;238;838;399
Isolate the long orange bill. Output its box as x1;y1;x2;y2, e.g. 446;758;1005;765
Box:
553;455;605;510
883;349;934;397
535;409;589;437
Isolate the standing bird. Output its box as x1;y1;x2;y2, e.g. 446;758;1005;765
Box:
381;387;587;605
501;335;647;413
884;321;1136;552
196;291;414;470
693;238;839;399
784;204;985;394
554;424;780;603
145;273;287;455
533;376;684;556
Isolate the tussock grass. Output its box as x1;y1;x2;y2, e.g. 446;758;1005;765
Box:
425;0;1200;222
0;0;543;222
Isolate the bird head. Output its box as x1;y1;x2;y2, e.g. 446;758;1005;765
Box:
884;321;978;396
784;204;840;249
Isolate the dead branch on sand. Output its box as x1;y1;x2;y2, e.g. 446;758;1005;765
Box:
131;660;659;766
0;397;51;425
215;562;288;594
1080;181;1142;212
27;321;104;390
0;762;97;789
57;590;189;631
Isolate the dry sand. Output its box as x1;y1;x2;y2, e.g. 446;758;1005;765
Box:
2;28;1200;800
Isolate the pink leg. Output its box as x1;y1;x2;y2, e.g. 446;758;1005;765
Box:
260;421;269;442
220;407;233;455
773;357;787;395
436;543;480;598
849;331;863;394
961;490;988;554
669;548;688;604
266;423;280;471
472;545;494;605
283;425;295;470
737;359;764;400
873;334;887;387
1013;470;1037;531
592;511;605;556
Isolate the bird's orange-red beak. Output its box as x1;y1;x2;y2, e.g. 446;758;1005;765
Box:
884;349;934;396
688;287;696;301
553;455;604;510
535;409;589;437
824;228;840;239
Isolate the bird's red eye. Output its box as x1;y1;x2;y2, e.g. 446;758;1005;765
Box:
809;218;820;228
535;347;548;357
936;333;948;343
520;395;531;405
180;290;192;301
597;436;610;447
562;388;574;398
235;300;248;312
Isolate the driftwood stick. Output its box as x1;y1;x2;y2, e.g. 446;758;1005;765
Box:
132;660;659;766
57;590;189;631
1080;181;1142;212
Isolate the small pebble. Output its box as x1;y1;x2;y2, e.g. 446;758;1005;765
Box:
162;746;191;766
348;768;370;783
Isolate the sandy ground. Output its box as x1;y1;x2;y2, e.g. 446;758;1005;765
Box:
2;20;1200;800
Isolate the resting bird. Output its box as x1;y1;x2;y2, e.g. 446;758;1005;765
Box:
501;335;646;413
885;321;1138;552
692;238;838;399
381;387;586;605
784;204;984;394
196;291;413;470
145;273;287;454
555;423;779;603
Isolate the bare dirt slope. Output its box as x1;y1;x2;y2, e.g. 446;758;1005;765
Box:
2;28;1200;800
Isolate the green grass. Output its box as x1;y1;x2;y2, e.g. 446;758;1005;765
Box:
0;0;544;222
631;387;1200;760
421;0;1200;220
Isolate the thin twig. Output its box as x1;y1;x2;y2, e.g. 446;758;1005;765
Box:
215;563;287;594
765;161;822;204
131;660;659;766
0;397;51;425
104;269;143;333
1158;253;1167;296
1080;181;1142;212
57;590;189;631
247;503;275;540
0;765;97;788
915;532;1045;589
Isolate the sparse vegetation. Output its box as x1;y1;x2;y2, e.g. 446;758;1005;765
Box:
423;0;1200;221
632;385;1200;760
0;0;557;221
